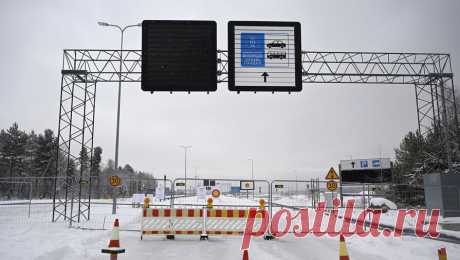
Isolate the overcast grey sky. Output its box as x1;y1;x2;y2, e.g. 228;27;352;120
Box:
1;0;459;180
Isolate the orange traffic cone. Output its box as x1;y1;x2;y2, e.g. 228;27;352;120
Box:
242;250;249;260
438;247;447;260
339;234;350;260
101;219;125;259
108;219;121;248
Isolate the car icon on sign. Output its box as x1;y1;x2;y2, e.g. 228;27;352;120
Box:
267;51;287;59
267;40;286;49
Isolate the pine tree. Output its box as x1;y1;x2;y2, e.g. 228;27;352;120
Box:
91;147;102;198
24;130;38;177
107;159;115;170
123;164;134;173
33;129;56;177
67;159;76;179
0;123;28;178
394;131;425;185
79;146;89;178
0;129;8;177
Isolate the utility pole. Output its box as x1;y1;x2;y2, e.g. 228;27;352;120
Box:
248;159;254;199
248;159;254;180
98;21;141;214
163;174;166;200
194;167;199;190
295;175;298;197
180;145;192;197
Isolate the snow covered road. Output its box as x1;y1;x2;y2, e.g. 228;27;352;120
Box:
2;195;460;259
2;222;460;260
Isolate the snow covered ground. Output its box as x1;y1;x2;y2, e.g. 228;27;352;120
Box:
1;195;460;259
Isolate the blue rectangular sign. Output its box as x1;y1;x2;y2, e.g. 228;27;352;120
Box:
240;33;265;67
372;160;381;168
230;186;241;193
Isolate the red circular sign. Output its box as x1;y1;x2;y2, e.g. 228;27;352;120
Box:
211;188;221;198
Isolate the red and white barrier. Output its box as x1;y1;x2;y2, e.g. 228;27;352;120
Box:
141;208;263;239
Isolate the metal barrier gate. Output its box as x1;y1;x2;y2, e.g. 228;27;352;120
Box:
172;178;270;210
141;207;265;239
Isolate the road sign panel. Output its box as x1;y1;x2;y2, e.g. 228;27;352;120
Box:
141;20;217;92
240;180;255;190
325;167;339;180
340;158;392;183
274;184;284;189
340;158;391;171
109;175;121;187
372;159;381;168
327;181;338;191
228;21;302;92
203;179;216;187
241;33;265;67
155;183;165;200
230;186;241;193
211;188;221;198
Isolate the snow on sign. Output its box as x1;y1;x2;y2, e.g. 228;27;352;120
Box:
228;21;302;92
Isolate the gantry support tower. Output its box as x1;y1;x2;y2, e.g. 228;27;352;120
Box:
52;49;457;222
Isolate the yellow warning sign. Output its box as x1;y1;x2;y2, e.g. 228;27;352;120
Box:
325;167;339;180
109;175;122;187
327;181;338;191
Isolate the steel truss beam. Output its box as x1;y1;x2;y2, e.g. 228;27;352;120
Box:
59;50;453;85
53;49;458;222
301;51;458;170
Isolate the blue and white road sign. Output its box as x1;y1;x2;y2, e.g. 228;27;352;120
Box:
340;158;391;171
372;159;381;168
228;21;301;92
240;33;265;67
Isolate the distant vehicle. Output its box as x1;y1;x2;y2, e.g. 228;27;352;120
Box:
267;51;287;59
267;40;286;48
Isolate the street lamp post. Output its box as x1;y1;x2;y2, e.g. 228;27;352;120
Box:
194;167;199;190
248;159;254;180
180;145;192;197
248;159;254;199
98;21;141;214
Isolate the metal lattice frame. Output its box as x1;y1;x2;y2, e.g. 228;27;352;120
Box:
52;49;458;222
52;51;97;223
301;51;458;170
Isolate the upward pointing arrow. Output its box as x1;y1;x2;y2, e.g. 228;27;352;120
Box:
261;72;269;83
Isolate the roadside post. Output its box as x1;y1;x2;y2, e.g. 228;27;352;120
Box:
109;175;122;214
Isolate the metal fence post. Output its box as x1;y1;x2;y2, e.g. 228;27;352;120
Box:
28;182;32;218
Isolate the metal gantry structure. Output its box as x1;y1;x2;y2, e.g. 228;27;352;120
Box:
52;49;458;223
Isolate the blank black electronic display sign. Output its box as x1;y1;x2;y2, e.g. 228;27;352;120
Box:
142;20;217;92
